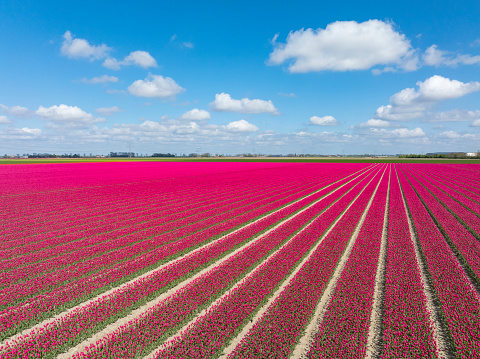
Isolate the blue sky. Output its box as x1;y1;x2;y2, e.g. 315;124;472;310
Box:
1;0;480;155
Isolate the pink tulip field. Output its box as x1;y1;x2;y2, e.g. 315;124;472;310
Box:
0;161;479;358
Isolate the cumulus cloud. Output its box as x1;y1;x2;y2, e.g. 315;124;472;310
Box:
0;104;33;118
123;51;157;68
128;75;184;99
96;106;124;116
210;93;279;114
224;119;259;132
401;75;480;102
36;104;105;129
309;115;338;126
433;131;480;143
423;45;449;66
374;104;426;121
61;31;111;60
20;127;42;136
425;109;480;123
438;130;461;139
70;118;259;145
358;119;391;128
0;116;12;124
269;20;417;73
375;75;480;121
36;104;94;121
370;127;425;138
423;45;480;67
80;75;119;84
179;108;211;121
0;127;42;140
103;51;157;70
471;119;480;127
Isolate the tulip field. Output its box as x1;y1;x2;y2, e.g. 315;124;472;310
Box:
0;161;479;359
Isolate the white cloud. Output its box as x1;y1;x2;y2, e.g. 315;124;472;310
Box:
179;108;211;121
423;44;480;67
425;109;480;122
309;115;338;126
269;20;417;73
278;92;296;97
271;33;279;45
439;131;461;139
224;119;259;132
124;51;157;68
81;75;118;84
36;104;105;129
128;75;184;99
359;119;390;128
20;127;42;136
210;93;279;114
434;131;480;141
414;75;480;101
0;104;33;118
423;45;448;66
102;58;121;70
36;104;94;121
371;127;425;138
372;67;397;75
169;34;194;49
374;104;426;121
96;106;124;116
471;119;480;127
375;75;480;121
60;117;264;147
61;31;111;60
0;115;12;124
103;50;157;70
0;127;42;140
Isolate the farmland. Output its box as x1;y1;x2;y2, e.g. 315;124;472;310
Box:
0;161;479;358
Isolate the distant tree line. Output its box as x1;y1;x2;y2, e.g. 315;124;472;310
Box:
151;153;176;157
399;153;479;159
28;153;81;158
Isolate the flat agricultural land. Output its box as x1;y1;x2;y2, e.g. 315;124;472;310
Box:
1;156;480;164
1;161;479;358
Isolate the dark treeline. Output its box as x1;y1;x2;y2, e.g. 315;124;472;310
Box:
151;153;176;157
399;153;479;159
